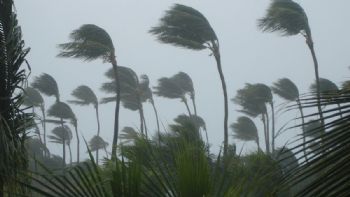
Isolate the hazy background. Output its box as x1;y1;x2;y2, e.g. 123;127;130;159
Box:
16;0;350;160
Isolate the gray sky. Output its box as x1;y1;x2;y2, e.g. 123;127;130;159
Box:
16;1;350;160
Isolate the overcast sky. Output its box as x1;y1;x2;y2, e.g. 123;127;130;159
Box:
16;1;350;160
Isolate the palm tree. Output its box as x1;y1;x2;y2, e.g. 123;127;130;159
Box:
0;0;31;194
23;87;47;146
233;83;273;153
150;4;230;155
101;66;149;135
310;78;342;118
58;24;121;160
68;85;101;163
48;125;73;167
258;0;324;127
272;78;308;162
154;76;192;116
231;116;260;150
31;73;60;102
89;135;109;164
47;102;80;163
171;72;197;116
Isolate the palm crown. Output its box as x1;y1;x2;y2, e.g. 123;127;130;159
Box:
69;85;98;107
271;78;299;101
31;73;60;101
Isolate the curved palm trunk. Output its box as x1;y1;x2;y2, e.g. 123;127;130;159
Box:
297;98;309;163
111;59;121;160
265;111;270;154
261;114;269;154
270;102;275;152
138;107;144;135
182;97;192;116
306;37;325;127
213;46;229;156
143;113;148;138
191;95;198;116
40;105;47;146
74;123;79;163
68;143;72;165
95;105;100;165
151;100;161;144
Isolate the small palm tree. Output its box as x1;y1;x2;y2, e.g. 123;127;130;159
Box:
258;0;324;127
31;73;60;102
272;78;308;162
48;125;73;167
89;135;109;164
58;24;121;160
23;87;47;146
154;76;192;116
101;66;149;135
68;85;101;162
47;102;80;163
231;116;260;150
150;4;230;155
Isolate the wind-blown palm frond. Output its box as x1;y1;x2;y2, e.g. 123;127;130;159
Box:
174;114;206;131
310;78;339;97
171;72;195;96
89;135;108;152
48;126;72;145
69;85;98;107
149;4;217;50
154;77;185;99
258;0;311;36
272;78;299;101
23;87;44;107
231;116;259;143
47;102;76;121
58;24;114;62
31;73;60;101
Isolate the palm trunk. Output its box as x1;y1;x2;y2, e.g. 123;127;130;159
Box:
143;113;148;138
111;58;121;161
95;105;100;165
74;122;80;163
138;108;144;135
261;114;269;154
270;102;275;152
265;111;270;154
182;97;192;116
68;143;72;165
297;98;309;163
62;139;66;168
306;37;324;127
151;100;161;144
256;136;260;152
191;94;198;116
213;46;229;157
41;105;46;146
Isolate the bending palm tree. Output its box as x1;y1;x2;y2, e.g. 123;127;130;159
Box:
272;78;308;162
150;4;229;155
101;66;148;135
258;0;324;127
58;24;121;160
89;135;109;164
231;116;260;150
48;125;73;167
47;102;79;162
69;85;101;162
23;87;47;146
172;72;197;116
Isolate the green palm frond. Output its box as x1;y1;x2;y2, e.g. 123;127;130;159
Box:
150;4;217;50
58;24;114;62
171;71;195;97
174;114;206;131
23;87;44;107
309;78;339;97
272;78;299;101
47;101;76;121
154;77;185;99
258;0;311;36
31;73;60;101
231;116;258;142
69;85;98;107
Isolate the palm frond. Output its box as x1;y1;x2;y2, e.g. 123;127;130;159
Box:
23;87;44;107
272;78;299;101
47;102;76;121
231;116;258;142
69;85;98;107
31;73;60;100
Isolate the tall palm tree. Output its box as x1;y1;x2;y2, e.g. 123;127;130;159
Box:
154;76;192;116
258;0;324;127
68;85;101;162
272;78;308;162
233;83;272;153
231;116;260;150
47;102;80;163
101;66;149;135
58;24;121;160
48;125;73;167
23;87;47;146
150;4;230;155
